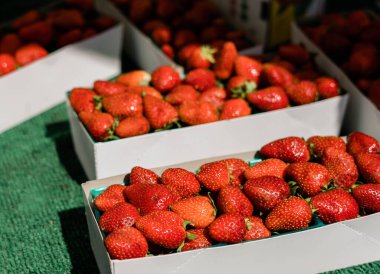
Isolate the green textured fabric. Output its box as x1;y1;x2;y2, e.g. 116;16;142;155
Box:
0;103;379;273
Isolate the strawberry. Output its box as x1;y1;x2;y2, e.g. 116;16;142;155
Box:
142;19;165;34
285;80;318;105
115;116;150;138
136;210;185;249
310;189;358;224
347;131;380;157
105;227;148;260
57;29;82;47
196;161;230;192
161;168;200;198
0;34;22;54
15;43;48;66
356;153;380;184
161;44;174;59
199;87;227;109
247;86;289;111
244;216;271;241
143;95;178;129
69;88;97;113
116;70;151;87
18;21;53;46
219;98;251;120
315;77;340;99
179;100;218;125
102;92;143;120
260;136;310;163
128;166;160;185
214;41;238;79
0;54;17;75
51;9;85;30
11;10;41;30
234;56;262;83
208;214;246;244
278;44;310;65
321;147;359;189
285;162;330;197
265;197;311;231
91;15;115;31
307;135;346;159
79;111;114;141
94;184;126;212
151;65;181;93
99;202;140;233
244;158;287;180
352;184;380;213
244;176;290;212
218;158;249;187
165;85;199;105
82;28;97;39
272;59;296;73
347;10;371;36
187;45;216;69
294;68;320;81
347;49;378;78
217;186;253;217
156;0;182;19
171;196;215;228
263;64;294;88
127;85;162;99
185;68;216;92
152;26;172;46
177;43;200;65
93;80;128;96
128;0;153;24
173;29;197;49
181;228;212;251
226;75;256;98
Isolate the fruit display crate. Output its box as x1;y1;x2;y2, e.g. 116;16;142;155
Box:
0;0;123;133
81;151;380;274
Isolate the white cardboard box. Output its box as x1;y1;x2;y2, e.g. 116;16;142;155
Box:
291;22;380;141
0;0;123;133
82;153;380;274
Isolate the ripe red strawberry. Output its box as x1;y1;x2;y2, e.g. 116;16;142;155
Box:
199;87;227;109
151;65;181;93
136;210;185;249
219;98;251;120
161;44;174;59
244;158;287;180
116;70;151;87
247;86;289;111
272;59;295;73
79;111;114;141
171;196;215;228
127;85;162;99
187;45;216;69
69;88;97;113
161;168;200;198
0;33;22;54
18;21;53;46
185;68;216;92
173;29;197;49
15;43;48;66
218;158;249;187
244;176;290;212
265;197;311;231
99;202;140;233
356;153;380;184
152;26;172;46
263;64;294;88
315;77;340;99
278;44;310;65
260;136;310;163
91;15;115;31
208;214;246;243
244;216;271;241
321;147;359;189
142;19;165;34
11;10;41;30
128;166;160;185
57;29;82;47
352;184;380;213
217;186;253;217
115;116;150;138
181;228;212;251
0;54;17;75
102;92;143;120
214;41;238;79
310;189;358;224
51;9;85;30
128;0;153;24
226;75;256;98
234;56;262;83
179;100;218;125
307;135;346;159
143;95;178;129
165;85;199;105
347;131;380;157
285;80;317;105
347;49;378;78
93;80;128;96
94;184;126;212
105;227;148;260
196;161;230;192
285;162;330;197
178;43;200;65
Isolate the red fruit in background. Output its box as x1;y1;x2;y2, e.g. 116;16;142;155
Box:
244;176;290;213
219;98;251;120
127;85;162;99
355;78;372;95
105;227;148;260
196;161;230;192
151;26;172;46
179;100;218;125
0;54;17;75
173;29;197;49
247;86;289;111
199;87;227;109
311;189;358;224
11;10;41;30
156;0;182;19
214;41;238;79
187;45;216;69
128;166;160;185
92;15;115;31
265;197;311;231
136;210;185;249
0;34;22;54
151;66;181;92
128;0;153;24
115;116;150;138
99;202;140;233
165;85;199;105
94;184;126;212
117;70;151;87
347;131;380;157
285;80;318;105
15;43;48;66
51;9;85;30
320;32;351;56
181;228;212;252
368;80;380;109
356;153;380;184
272;59;295;73
244;158;287;180
260;136;310;163
18;21;53;46
161;44;174;59
294;68;320;81
352;184;380;213
347;49;379;78
307;135;346;159
79;111;114;141
347;10;371;36
185;68;216;92
57;29;82;47
142;19;165;34
263;64;294;88
177;43;200;65
200;25;224;43
315;77;340;99
278;44;310;65
244;216;271;241
143;95;178;129
93;80;128;96
161;168;200;198
217;186;253;217
234;56;262;83
69;88;96;113
102;92;143;120
208;214;246;244
218;158;249;187
321;147;359;189
226;75;256;98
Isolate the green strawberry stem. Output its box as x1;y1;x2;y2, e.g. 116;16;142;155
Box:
186;232;197;240
245;218;253;231
288;181;299;196
201;45;217;63
94;95;103;111
182;220;194;229
176;241;185;253
207;192;217;217
231;80;256;99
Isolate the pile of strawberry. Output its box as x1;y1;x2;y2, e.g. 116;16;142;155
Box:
0;0;115;76
93;131;380;260
111;0;253;60
70;42;341;141
302;10;380;109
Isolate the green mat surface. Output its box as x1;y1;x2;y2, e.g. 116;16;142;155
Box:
0;103;379;274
